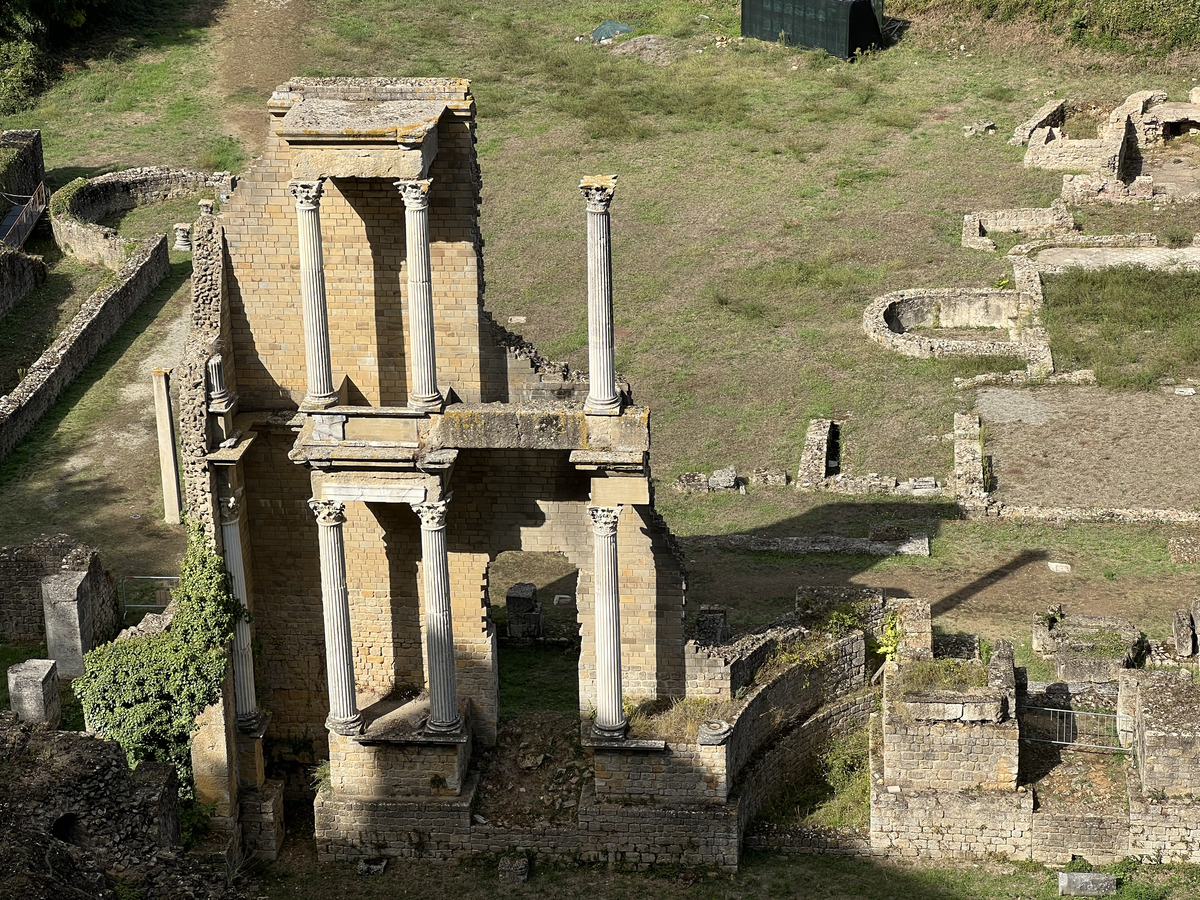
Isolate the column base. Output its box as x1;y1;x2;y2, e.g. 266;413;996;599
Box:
584;395;622;416
424;715;462;735
591;720;628;741
326;712;364;736
237;708;268;735
301;393;339;411
408;393;445;414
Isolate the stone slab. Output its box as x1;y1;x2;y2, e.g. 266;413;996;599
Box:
1058;872;1117;896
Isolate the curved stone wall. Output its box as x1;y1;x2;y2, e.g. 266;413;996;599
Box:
862;288;1032;361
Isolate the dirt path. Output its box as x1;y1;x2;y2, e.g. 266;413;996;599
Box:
207;0;313;155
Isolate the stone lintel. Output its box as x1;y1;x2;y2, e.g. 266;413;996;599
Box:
432;405;650;453
206;430;258;465
280;98;443;179
315;471;438;505
570;450;647;472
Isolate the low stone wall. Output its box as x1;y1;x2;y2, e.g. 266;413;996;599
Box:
961;201;1075;251
1032;809;1130;864
0;235;170;462
1062;173;1156;205
0;534;117;647
1024;125;1125;177
0;246;45;321
51;167;231;268
684;617;808;700
1129;790;1200;863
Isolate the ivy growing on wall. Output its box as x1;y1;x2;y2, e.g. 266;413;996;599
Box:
73;519;241;797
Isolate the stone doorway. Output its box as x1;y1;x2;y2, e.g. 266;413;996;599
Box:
486;551;581;720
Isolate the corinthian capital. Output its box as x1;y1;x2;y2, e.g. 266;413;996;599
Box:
289;179;324;209
412;495;450;530
395;179;433;210
308;498;345;527
588;505;622;536
579;175;618;212
219;495;241;525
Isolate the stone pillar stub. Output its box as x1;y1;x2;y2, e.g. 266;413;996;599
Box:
152;368;182;525
290;179;338;410
589;505;626;739
309;498;362;735
395;179;444;413
7;658;60;729
580;175;621;416
41;573;92;678
412;496;460;733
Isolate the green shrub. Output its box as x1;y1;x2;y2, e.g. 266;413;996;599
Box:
0;38;43;115
73;520;241;797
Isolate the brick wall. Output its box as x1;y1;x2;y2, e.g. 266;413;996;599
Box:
870;783;1034;859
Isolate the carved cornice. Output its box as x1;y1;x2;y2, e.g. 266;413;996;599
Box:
588;505;622;536
308;498;346;527
395;178;433;211
412;495;450;530
289;179;325;209
579;175;618;213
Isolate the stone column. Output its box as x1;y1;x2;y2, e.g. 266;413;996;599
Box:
412;497;459;732
395;179;443;412
309;499;362;735
220;496;260;731
589;505;626;738
151;368;181;525
580;176;620;415
290;180;337;409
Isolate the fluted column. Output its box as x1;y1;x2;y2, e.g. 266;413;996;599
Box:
580;176;620;415
590;505;625;738
290;180;337;409
309;499;362;735
220;496;259;731
395;179;443;413
413;497;459;732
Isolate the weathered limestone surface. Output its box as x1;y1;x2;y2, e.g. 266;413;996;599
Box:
0;535;116;646
6;658;59;728
0;246;45;321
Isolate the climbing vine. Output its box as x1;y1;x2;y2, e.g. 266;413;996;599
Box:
73;519;241;796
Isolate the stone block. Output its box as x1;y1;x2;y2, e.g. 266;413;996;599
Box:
1058;872;1117;896
506;582;537;615
41;572;94;678
1173;609;1195;657
694;606;730;645
673;472;709;493
7;658;60;729
708;466;738;491
961;698;1004;722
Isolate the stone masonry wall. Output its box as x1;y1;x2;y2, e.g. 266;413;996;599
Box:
0;130;44;198
870;782;1034;859
0;534;116;645
0;234;169;462
0;246;45;322
863;289;1035;362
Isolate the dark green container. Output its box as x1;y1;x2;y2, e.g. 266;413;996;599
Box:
742;0;885;59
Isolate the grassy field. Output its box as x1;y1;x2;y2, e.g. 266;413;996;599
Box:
1042;266;1200;388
